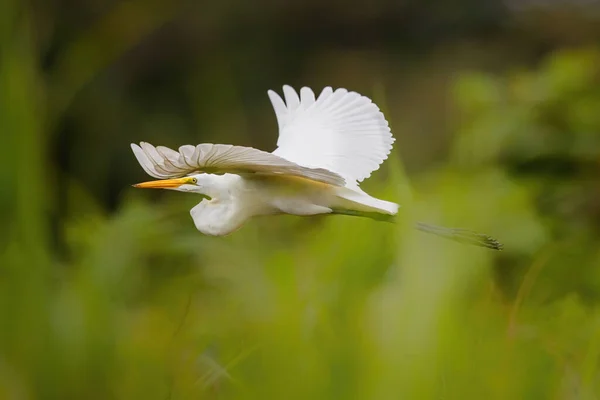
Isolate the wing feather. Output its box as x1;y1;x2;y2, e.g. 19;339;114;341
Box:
268;85;395;187
130;142;345;186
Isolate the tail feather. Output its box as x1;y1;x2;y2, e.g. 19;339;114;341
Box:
331;208;397;222
335;187;399;214
331;209;503;251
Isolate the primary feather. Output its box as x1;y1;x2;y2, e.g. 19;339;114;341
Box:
130;142;345;186
268;85;395;188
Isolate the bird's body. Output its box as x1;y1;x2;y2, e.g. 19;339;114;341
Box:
131;85;502;250
170;171;397;236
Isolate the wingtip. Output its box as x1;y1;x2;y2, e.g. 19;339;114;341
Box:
299;86;316;104
319;86;333;98
267;84;293;97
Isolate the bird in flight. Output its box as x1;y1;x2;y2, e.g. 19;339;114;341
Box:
131;85;502;250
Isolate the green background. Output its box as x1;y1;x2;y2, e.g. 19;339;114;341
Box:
2;0;600;398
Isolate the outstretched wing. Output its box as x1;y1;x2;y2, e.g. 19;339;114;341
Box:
268;85;395;187
130;142;345;186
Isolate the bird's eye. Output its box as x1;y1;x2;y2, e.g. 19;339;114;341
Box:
191;177;198;184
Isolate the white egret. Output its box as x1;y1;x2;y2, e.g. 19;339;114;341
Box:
131;85;502;250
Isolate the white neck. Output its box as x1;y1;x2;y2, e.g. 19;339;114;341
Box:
187;174;250;236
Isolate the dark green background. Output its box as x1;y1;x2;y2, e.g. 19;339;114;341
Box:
2;0;600;398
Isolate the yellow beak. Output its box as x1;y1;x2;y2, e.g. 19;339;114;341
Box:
132;177;191;189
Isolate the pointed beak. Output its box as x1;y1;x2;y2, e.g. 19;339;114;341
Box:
132;177;191;189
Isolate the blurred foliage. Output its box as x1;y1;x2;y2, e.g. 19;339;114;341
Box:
2;0;600;398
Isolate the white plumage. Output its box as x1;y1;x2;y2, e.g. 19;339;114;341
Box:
269;86;395;187
131;142;345;185
130;85;502;250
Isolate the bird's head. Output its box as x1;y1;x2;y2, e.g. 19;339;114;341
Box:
132;173;215;195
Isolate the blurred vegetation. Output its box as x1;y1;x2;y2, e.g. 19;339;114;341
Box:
2;0;600;398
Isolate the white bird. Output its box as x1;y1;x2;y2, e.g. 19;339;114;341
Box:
131;85;502;250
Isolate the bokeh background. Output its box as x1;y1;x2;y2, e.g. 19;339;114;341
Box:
2;0;600;398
